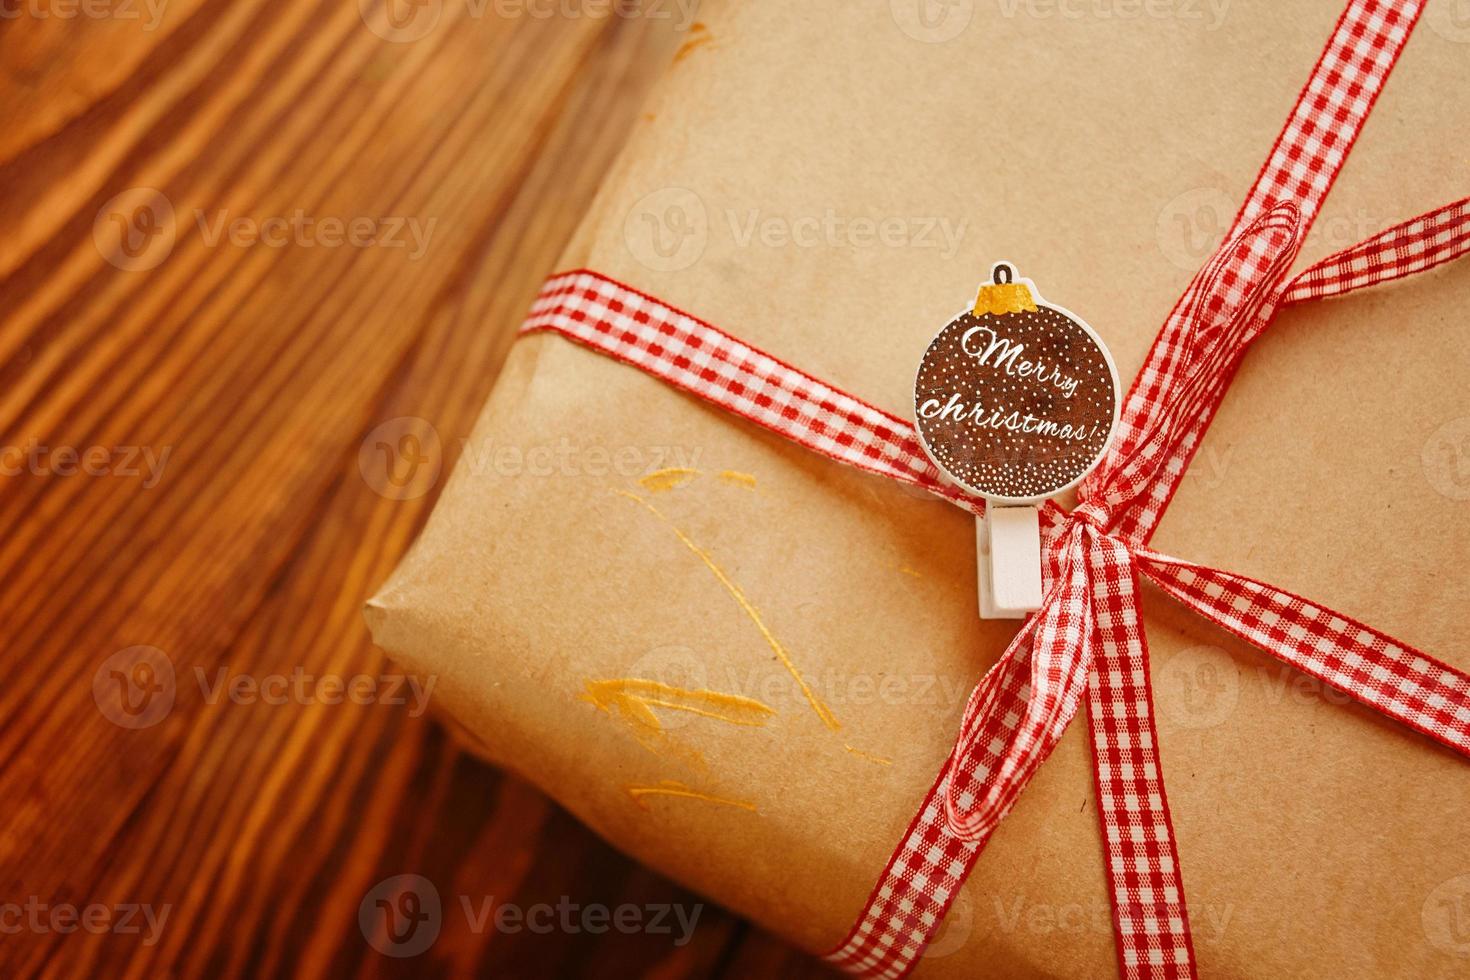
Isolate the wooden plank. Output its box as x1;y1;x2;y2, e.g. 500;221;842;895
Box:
0;2;834;975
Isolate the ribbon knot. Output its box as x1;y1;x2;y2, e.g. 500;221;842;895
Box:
1070;499;1113;534
942;203;1306;842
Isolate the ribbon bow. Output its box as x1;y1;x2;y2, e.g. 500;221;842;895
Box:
941;203;1305;840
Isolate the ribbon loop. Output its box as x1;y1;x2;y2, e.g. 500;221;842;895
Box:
1081;202;1302;541
942;521;1112;840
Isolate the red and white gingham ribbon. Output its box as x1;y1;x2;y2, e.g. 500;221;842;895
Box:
516;1;1470;976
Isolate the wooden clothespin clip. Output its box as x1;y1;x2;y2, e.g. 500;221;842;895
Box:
914;262;1120;620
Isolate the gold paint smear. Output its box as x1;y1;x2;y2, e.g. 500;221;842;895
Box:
899;565;923;579
845;744;893;766
581;678;775;736
639;468;700;493
626;780;755;812
718;470;757;490
673;31;715;64
615;489;841;731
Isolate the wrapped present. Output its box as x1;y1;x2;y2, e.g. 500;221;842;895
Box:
366;1;1470;975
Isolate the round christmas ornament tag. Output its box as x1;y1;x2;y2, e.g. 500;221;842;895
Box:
914;262;1119;505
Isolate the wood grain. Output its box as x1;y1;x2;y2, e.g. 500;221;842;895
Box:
0;1;833;976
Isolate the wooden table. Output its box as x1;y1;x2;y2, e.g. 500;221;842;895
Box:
0;2;832;975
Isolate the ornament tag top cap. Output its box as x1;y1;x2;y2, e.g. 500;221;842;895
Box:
913;262;1120;506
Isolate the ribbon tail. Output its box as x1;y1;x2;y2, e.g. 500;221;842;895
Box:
1085;535;1197;980
1136;549;1470;757
1279;195;1470;305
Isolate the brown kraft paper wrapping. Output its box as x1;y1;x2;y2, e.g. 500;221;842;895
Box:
365;1;1470;975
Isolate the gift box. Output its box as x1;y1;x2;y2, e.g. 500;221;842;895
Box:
365;1;1470;975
